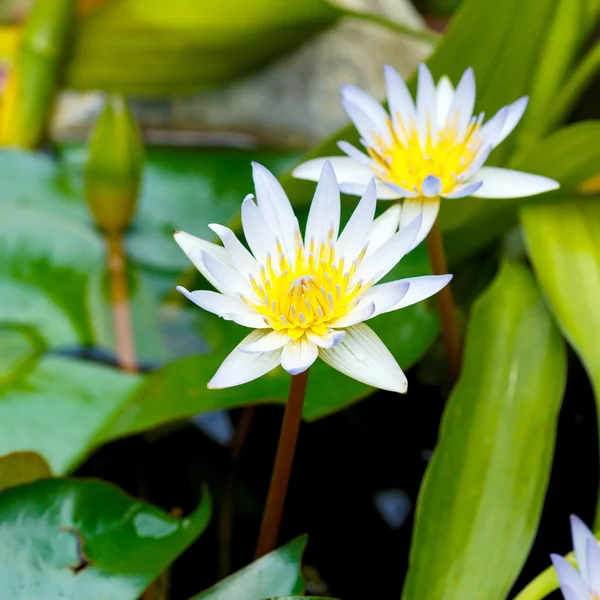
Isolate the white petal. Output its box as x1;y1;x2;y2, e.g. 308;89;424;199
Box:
305;160;341;244
384;64;415;144
449;67;476;138
586;539;600;595
208;330;283;389
482;96;528;146
340;181;404;200
337;140;374;168
571;515;598;585
252;162;299;259
177;287;269;329
354;213;422;284
201;251;256;300
471;167;559;198
240;330;290;353
443;180;483;199
341;97;387;149
306;329;345;349
400;198;440;250
341;84;392;145
551;555;590;600
241;195;270;263
416;63;437;146
281;336;319;375
422;175;442;197
366;204;401;254
209;223;259;277
337;179;377;261
320;323;407;393
173;230;232;294
294;156;373;186
359;280;411;317
436;75;455;127
460;144;493;181
381;275;452;312
330;301;375;327
479;106;509;148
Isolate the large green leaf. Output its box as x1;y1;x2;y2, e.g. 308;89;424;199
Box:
189;536;306;600
0;478;211;599
0;352;140;474
520;198;600;519
402;261;566;600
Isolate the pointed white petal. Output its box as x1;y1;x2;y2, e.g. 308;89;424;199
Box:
240;329;290;353
400;198;440;250
337;140;374;168
209;223;259;277
208;330;282;389
252;162;299;259
384;64;415;143
460;144;493;181
337;179;377;261
341;84;392;145
551;555;590;600
294;156;374;187
281;336;319;375
381;275;452;312
359;280;410;317
479;106;509;148
482;96;528;146
449;67;476;138
354;213;422;284
436;75;455;127
173;230;232;293
241;195;271;263
307;329;345;349
443;180;483;199
330;301;375;327
571;515;597;585
366;204;401;254
341;97;387;149
201;251;257;300
305;160;341;244
422;175;443;197
177;287;268;329
340;181;404;200
321;323;407;393
471;167;559;198
416;63;437;146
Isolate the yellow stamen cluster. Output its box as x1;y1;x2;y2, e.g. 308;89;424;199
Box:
244;231;372;340
368;113;483;195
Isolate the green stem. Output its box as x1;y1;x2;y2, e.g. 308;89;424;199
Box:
512;552;574;600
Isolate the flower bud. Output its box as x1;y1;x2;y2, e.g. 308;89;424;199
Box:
84;95;143;234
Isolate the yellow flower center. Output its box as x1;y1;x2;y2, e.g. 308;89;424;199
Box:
244;232;372;340
368;115;483;195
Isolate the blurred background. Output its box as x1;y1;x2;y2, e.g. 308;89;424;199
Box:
0;0;598;599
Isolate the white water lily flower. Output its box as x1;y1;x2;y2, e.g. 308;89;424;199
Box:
293;63;560;249
552;516;600;600
174;161;452;391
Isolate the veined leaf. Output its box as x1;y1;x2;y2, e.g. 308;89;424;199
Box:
189;536;306;600
0;478;211;599
402;261;566;600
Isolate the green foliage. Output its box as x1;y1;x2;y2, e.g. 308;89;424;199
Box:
0;478;211;599
0;451;52;492
189;536;306;600
402;262;566;600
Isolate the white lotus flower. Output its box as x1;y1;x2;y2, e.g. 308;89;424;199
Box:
174;161;452;391
552;516;600;600
293;63;559;249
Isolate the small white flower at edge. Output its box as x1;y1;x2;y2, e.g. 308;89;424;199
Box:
552;515;600;600
293;63;560;249
174;161;452;391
